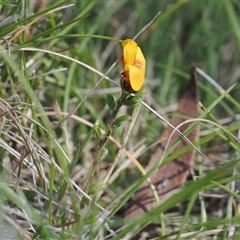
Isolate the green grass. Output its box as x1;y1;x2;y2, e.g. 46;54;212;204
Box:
0;1;240;239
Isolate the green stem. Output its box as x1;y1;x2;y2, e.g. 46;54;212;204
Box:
83;92;128;194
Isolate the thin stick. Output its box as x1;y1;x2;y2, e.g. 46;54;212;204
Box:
133;11;161;40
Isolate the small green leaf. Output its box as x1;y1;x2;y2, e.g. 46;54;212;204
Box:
81;196;89;208
106;129;112;138
124;96;142;107
94;126;101;141
137;87;146;93
89;181;105;195
98;148;108;163
112;122;122;129
106;94;115;111
84;213;97;224
115;115;131;124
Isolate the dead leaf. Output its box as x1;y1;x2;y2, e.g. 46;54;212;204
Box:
123;64;200;218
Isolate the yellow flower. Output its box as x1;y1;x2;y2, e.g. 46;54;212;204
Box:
121;39;146;92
